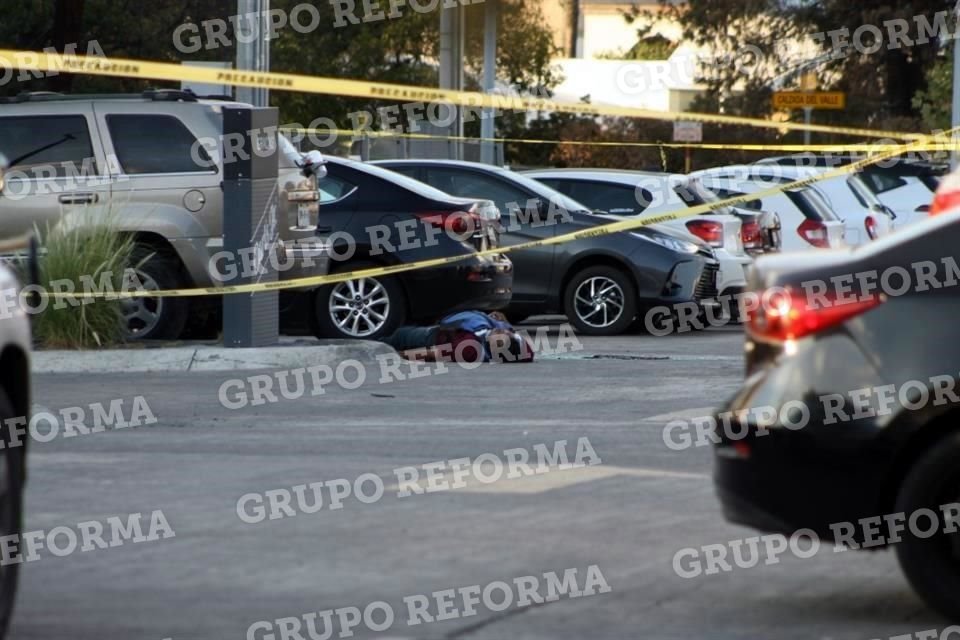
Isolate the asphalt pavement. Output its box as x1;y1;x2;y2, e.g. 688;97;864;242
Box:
11;324;945;640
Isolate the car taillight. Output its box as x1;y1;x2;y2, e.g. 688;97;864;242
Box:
929;189;960;216
741;220;763;250
797;219;829;248
686;220;724;247
745;288;883;343
864;215;878;240
414;210;480;236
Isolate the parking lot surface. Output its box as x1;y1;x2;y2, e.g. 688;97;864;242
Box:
15;326;941;639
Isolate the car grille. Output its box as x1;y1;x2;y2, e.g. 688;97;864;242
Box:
695;263;720;300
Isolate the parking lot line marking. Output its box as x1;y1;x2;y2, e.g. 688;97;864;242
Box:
385;464;708;495
641;407;717;423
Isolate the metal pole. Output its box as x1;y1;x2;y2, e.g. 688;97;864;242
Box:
480;0;498;165
952;26;960;169
236;0;270;107
803;107;813;147
439;4;464;159
260;0;270;107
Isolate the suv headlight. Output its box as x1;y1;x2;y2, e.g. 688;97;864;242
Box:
633;232;699;254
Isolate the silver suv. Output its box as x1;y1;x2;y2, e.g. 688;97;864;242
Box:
0;90;328;339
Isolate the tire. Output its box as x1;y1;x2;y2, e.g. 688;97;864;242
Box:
563;266;637;336
121;246;190;341
893;432;960;620
0;388;24;638
309;262;406;340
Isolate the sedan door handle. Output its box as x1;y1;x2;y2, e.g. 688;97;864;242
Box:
58;193;99;205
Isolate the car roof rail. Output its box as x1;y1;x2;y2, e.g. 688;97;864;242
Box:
141;88;200;102
0;89;237;105
0;91;67;104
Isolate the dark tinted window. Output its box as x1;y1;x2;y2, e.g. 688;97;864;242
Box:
538;178;649;215
860;171;907;194
0;115;96;178
785;189;840;222
920;174;940;191
558;180;650;216
536;178;572;196
422;168;531;213
385;166;419;180
106;114;212;174
709;187;762;211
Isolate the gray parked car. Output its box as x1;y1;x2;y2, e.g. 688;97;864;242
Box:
374;160;720;336
0;90;328;339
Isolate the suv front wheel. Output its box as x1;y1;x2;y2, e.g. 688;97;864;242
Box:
121;245;190;340
309;262;406;341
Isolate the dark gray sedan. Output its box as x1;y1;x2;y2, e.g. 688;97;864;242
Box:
373;160;719;335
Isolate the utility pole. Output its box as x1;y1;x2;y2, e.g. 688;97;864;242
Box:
480;0;498;165
236;0;270;107
439;3;465;159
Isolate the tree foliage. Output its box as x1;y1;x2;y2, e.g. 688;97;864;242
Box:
0;0;561;149
627;0;954;134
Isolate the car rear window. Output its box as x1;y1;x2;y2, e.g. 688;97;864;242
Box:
785;189;840;222
859;170;908;194
0;115;97;177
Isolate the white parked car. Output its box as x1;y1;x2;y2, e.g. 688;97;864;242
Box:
523;168;759;299
856;167;939;226
758;155;942;227
693;172;847;252
693;165;891;248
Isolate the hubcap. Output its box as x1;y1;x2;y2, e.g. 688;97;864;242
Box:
329;277;390;338
119;269;162;338
573;276;625;329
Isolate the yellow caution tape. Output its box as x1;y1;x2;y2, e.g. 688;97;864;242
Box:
0;49;931;141
284;127;959;153
38;128;952;301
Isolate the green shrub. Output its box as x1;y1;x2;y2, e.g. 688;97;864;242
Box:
30;213;135;349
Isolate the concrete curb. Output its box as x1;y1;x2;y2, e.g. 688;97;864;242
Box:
32;340;395;373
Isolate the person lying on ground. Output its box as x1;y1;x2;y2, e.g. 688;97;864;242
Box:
382;311;534;363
